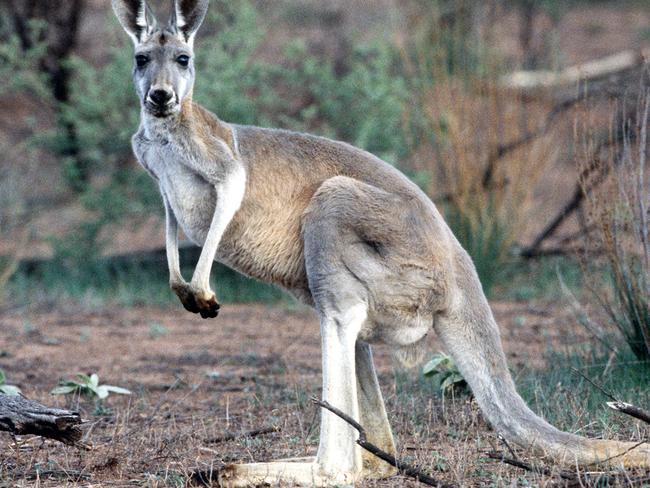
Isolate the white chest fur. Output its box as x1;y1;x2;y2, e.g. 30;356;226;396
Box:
152;143;217;244
154;146;217;246
133;124;245;248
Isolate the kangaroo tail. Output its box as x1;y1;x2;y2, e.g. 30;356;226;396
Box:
435;247;650;467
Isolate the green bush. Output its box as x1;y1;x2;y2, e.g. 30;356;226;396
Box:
268;41;410;164
0;19;51;100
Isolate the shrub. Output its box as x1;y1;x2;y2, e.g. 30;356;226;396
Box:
396;3;561;295
0;19;51;100
576;93;650;360
421;79;558;295
268;41;410;164
0;139;43;304
422;352;469;395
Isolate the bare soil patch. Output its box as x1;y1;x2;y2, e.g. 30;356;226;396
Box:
0;300;624;487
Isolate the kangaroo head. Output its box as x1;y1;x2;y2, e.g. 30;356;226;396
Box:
112;0;209;118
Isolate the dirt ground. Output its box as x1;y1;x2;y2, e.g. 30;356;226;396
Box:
1;299;642;487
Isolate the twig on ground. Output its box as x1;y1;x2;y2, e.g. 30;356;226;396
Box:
497;434;518;460
24;469;92;481
570;368;650;425
311;397;452;487
607;402;650;426
188;466;221;487
204;425;280;444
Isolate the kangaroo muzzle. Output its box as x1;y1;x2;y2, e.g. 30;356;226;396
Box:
145;86;178;117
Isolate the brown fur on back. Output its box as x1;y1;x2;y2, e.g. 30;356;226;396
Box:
217;124;448;296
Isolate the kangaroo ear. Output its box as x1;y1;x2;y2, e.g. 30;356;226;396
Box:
112;0;157;45
169;0;209;46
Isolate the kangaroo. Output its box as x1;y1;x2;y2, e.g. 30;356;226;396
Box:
112;0;650;485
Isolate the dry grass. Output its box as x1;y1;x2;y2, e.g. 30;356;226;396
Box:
394;2;565;293
0;303;648;487
576;91;650;360
415;77;561;293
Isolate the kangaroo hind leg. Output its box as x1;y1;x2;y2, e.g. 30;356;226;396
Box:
356;341;398;479
219;304;367;487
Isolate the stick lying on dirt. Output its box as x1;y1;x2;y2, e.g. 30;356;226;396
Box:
571;367;650;426
0;394;84;446
204;425;280;444
607;402;650;426
311;397;452;487
500;48;650;91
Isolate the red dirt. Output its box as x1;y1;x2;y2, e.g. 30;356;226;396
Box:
0;300;628;487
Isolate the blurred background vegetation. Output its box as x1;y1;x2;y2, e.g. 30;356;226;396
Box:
0;0;648;361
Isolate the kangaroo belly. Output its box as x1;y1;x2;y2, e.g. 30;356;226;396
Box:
217;199;309;291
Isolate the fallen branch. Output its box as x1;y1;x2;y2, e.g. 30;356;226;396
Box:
0;394;85;446
570;368;650;425
311;397;451;487
520;185;584;258
482;94;585;190
501;48;649;91
607;402;650;425
24;469;91;481
204;425;280;445
521;121;635;258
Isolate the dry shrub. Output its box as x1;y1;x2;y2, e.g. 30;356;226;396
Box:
576;91;650;360
419;78;560;293
395;1;562;294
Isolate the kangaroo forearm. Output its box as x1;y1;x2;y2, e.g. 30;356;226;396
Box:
189;205;227;291
190;166;247;292
163;195;184;284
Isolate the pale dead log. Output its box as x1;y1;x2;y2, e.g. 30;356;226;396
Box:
501;48;650;91
0;394;85;446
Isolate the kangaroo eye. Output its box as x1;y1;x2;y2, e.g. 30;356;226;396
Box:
176;55;190;67
135;55;149;68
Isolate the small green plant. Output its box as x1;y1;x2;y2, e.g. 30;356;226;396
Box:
0;369;21;396
51;373;131;400
422;352;468;395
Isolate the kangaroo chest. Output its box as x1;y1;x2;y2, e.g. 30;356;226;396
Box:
140;140;217;246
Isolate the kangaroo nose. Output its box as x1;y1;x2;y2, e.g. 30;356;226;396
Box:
149;89;173;106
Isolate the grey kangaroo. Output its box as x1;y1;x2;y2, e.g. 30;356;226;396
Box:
112;0;650;485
